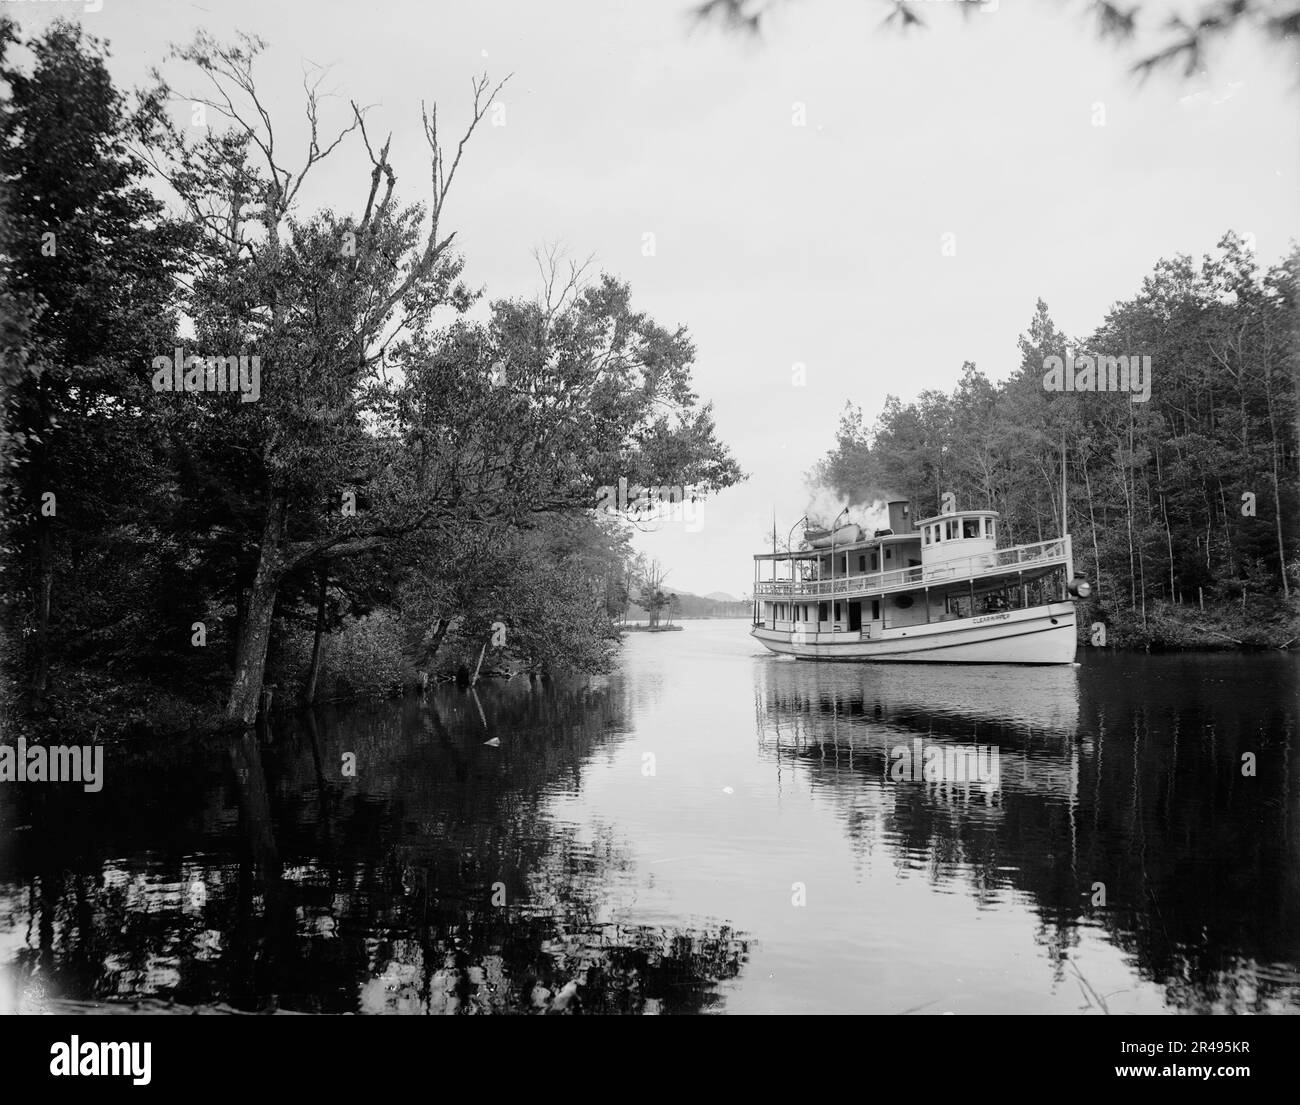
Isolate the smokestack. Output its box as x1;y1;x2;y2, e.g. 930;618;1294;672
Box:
887;499;913;534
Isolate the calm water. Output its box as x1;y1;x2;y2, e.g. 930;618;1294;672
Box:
2;623;1298;1014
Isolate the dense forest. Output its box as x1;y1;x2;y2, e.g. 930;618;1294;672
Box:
0;19;742;737
812;236;1299;648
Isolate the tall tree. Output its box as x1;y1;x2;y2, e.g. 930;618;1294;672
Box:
142;36;743;726
810;237;1297;640
0;17;190;710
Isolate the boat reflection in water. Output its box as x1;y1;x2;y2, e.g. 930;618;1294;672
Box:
753;650;1300;1014
757;659;1083;801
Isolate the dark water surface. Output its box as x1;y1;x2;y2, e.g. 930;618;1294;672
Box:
2;623;1297;1014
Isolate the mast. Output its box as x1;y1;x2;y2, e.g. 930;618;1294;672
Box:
772;510;778;584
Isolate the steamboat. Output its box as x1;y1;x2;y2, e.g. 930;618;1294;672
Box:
751;500;1090;664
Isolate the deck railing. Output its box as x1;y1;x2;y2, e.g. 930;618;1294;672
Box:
754;537;1068;599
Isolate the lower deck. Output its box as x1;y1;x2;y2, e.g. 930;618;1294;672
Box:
752;600;1078;664
754;566;1064;640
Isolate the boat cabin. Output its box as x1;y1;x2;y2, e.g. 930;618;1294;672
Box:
752;498;1072;643
918;510;998;565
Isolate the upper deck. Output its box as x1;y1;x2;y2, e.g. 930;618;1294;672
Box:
754;505;1070;600
754;535;1070;600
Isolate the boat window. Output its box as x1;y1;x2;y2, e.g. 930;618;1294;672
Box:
885;547;892;561
858;555;866;573
818;602;829;622
945;520;956;540
963;518;979;539
923;527;930;546
834;602;841;621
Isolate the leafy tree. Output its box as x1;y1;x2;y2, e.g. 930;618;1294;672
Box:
812;234;1298;643
691;0;1300;79
139;35;743;725
0;17;191;713
1;26;744;732
636;559;672;628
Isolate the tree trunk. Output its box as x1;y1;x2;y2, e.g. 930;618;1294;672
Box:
1116;452;1137;610
469;641;487;688
1137;533;1148;633
226;497;287;728
1082;456;1102;599
1156;449;1175;602
1271;439;1290;599
1216;478;1235;576
30;522;54;707
1261;345;1291;599
301;568;328;706
422;616;450;668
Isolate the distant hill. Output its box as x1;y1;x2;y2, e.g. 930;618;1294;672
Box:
625;586;751;621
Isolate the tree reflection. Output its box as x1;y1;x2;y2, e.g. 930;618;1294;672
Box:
756;653;1300;1013
0;679;749;1014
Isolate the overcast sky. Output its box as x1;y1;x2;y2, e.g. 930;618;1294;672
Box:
14;0;1300;596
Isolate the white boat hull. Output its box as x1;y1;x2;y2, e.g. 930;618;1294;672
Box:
751;602;1078;664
